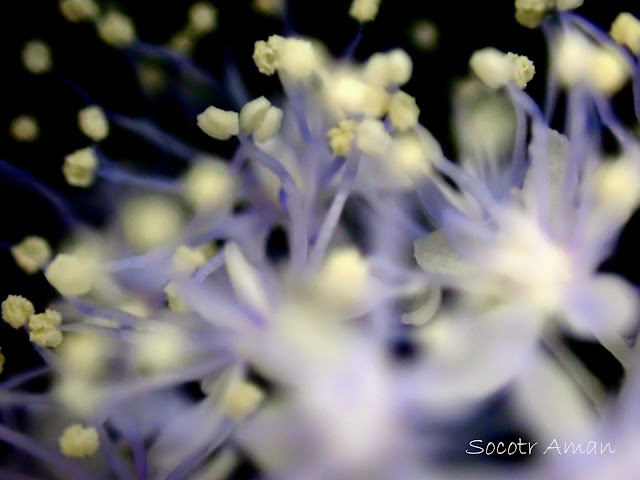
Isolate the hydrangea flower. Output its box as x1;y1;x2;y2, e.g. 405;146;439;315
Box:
0;1;639;480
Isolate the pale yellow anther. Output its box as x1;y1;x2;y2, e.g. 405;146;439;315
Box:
253;0;284;17
78;106;110;142
10;115;39;142
595;157;640;215
11;236;52;275
255;106;283;141
197;106;239;140
60;333;110;378
278;37;317;80
327;120;357;157
356;118;392;156
219;380;264;419
469;48;513;89
53;377;100;416
59;424;99;458
59;0;99;22
182;159;235;211
589;46;630;96
121;195;184;251
2;295;35;329
349;0;381;23
240;97;272;133
135;326;187;371
240;97;282;142
470;49;535;90
164;282;191;313
514;0;554;29
508;52;535;89
315;247;369;308
554;32;593;88
410;20;439;52
253;36;281;76
330;74;390;118
188;2;218;35
97;11;137;48
387;49;413;85
611;13;640;54
45;254;95;297
168;32;194;54
515;0;582;28
389;134;433;184
28;309;63;348
171;245;210;275
364;49;413;87
63;147;98;188
388;91;420;131
22;40;52;74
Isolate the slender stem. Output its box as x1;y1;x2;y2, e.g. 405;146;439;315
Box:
308;156;359;269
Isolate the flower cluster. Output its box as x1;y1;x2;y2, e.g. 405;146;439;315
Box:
1;1;640;480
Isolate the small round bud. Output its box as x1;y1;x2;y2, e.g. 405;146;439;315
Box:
595;157;640;215
253;0;284;17
78;105;110;142
356;118;392;156
60;333;111;378
22;40;52;74
330;74;390;118
219;380;264;419
197;106;239;140
182;159;235;211
135;326;187;371
364;49;413;87
63;147;98;187
315;247;369;308
589;46;630;96
11;236;52;274
188;2;218;35
278;37;317;80
97;11;137;48
554;32;593;88
410;20;439;52
388;134;433;185
59;0;99;22
469;47;513;89
349;0;381;23
10;115;39;142
611;13;640;54
121;196;184;252
45;254;95;296
59;425;99;458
